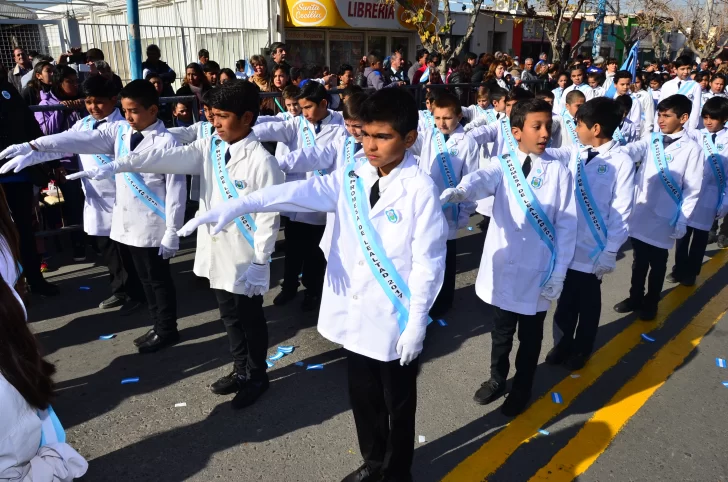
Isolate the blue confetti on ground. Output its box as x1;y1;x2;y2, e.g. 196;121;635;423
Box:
538;429;550;436
79;286;91;291
266;360;274;368
717;358;726;368
467;226;474;231
121;377;139;384
278;346;294;354
641;334;655;342
307;364;324;370
99;334;116;340
437;319;447;327
294;362;304;367
551;392;563;404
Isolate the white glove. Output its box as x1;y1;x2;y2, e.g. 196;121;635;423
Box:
396;317;427;366
463;116;488;133
440;187;470;206
0;151;60;174
0;143;32;161
540;273;566;301
236;262;270;297
65;161;119;181
178;197;249;237
158;227;179;259
593;250;617;280
669;223;687;240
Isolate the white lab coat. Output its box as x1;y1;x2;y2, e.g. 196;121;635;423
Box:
633;89;655;138
657;78;703;131
418;110;435;132
252;110;347;225
63;109;125;236
615;118;639;145
563;83;595;102
231;153;448;361
467;117;508;217
279;135;367;258
618;132;704;249
256;112;292;124
168;120;215;145
459;149;577;315
613;92;643;133
33;120;186;248
552;87;565;115
547;141;635;273
554;113;581;148
411;125;480;239
684;127;728;231
114;132;282;294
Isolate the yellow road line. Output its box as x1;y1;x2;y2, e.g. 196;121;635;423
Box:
442;249;728;482
529;284;728;481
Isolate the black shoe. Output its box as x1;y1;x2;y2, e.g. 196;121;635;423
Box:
119;299;143;316
614;297;641;313
718;234;728;248
72;245;87;262
301;292;321;312
133;329;156;347
500;389;532;417
231;378;269;410
273;289;297;306
473;379;506;405
137;331;180;354
210;369;247;395
666;273;680;284
639;303;658;321
680;275;696;287
99;294;126;309
708;230;718;244
564;352;589;371
545;344;570;365
29;279;60;297
341;464;381;482
429;304;451;319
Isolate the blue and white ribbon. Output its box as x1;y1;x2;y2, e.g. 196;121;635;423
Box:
650;132;683;226
432;128;460;222
563;112;583;148
613;125;627;146
198;120;214;139
116;126;166;220
574;152;608;259
700;131;726;211
38;406;66;447
210;137;257;247
82;116;115;168
299;118;326;176
678;80;696;96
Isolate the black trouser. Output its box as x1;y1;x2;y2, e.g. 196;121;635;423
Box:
2;182;42;286
553;269;601;356
672;227;710;279
281;219;326;297
490;306;546;394
126;245;177;336
432;239;456;312
348;350;419;480
628;237;668;306
58;177;85;249
96;235;144;301
214;289;268;381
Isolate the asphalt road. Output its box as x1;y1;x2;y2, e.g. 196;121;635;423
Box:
26;217;728;482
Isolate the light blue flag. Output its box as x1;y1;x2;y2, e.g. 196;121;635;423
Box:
605;41;639;98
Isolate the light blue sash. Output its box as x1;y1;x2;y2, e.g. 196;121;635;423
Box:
342;136;357;166
498;116;519;160
343;162;412;334
678;80;696;96
38;406;65;447
422;110;434;128
563;112;583;147
574;152;608;259
210;137;258;247
116;126;166;220
82;116;114;167
476;106;498;124
299;118;326;176
198;121;213;139
613;125;627;145
700;130;726;210
498;153;556;286
650;132;682;225
432;129;460;222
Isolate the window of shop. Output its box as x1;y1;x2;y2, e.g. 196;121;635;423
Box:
286;30;326;69
330;32;365;71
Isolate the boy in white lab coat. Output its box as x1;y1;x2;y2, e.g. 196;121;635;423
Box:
612;71;643;132
657;55;703;131
253;81;347;311
441;99;577;416
66;80;284;409
562;66;594;103
410;92;479;316
668;96;728;284
544;97;635;370
614;94;703;320
461;86;495;124
255;84;302;125
613;95;639;145
554;89;586;148
1;80;186;353
179;88;447;482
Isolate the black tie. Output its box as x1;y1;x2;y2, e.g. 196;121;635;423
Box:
522;156;532;178
224;149;231;165
585;149;599;164
129;131;144;152
496;113;501;120
315;121;322;134
354;142;362;153
663;136;678;148
370;179;380;208
210;124;215;136
712;133;717;144
92;119;106;130
678;81;682;89
444;134;450;142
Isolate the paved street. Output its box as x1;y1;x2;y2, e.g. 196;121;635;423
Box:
28;217;728;482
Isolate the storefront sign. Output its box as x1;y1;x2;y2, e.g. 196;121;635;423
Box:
285;0;416;30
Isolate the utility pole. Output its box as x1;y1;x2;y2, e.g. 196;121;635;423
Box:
592;0;607;58
126;0;142;80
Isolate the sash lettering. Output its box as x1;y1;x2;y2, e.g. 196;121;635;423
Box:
650;132;683;225
116;126;166;220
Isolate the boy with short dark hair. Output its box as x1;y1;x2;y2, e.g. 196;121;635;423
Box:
441;99;577;416
556;89;586;147
613;70;643;130
668;96;728;282
563;66;594;102
180;88;448;482
614;94;704;320
536;89;555;107
657;55;703;131
544;97;635;369
202;60;220;86
614;95;639;144
1;80;186;353
172;101;193;127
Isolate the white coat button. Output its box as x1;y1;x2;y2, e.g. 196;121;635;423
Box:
515;227;521;232
359;261;364;266
509;260;514;264
353;294;359;300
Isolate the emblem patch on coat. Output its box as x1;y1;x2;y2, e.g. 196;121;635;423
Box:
385;209;399;223
1;91;10;100
666;154;674;163
449;148;459;156
530;177;543;189
597;164;608;174
234;180;246;189
718;144;725;151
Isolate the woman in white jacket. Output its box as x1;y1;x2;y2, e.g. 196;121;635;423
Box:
0;186;88;481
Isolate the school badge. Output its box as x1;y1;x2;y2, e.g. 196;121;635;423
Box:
450;148;458;156
597;164;608;174
666;154;674;163
719;144;725;151
385;209;399;223
1;91;10;100
531;177;543;189
234;180;246;189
